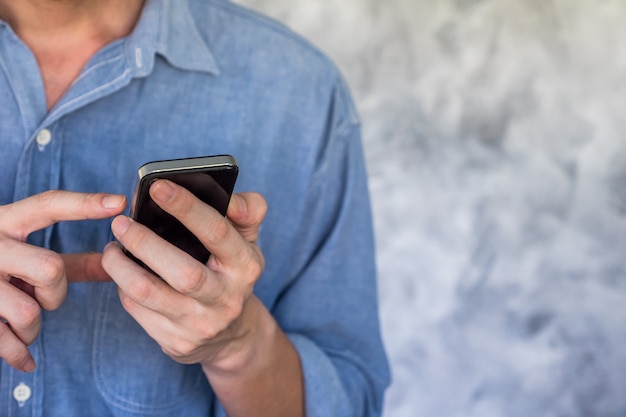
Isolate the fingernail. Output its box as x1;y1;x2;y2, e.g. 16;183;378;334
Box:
112;216;131;236
103;194;126;209
151;180;175;203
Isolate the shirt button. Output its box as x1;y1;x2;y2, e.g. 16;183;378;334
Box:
13;382;31;406
36;128;52;148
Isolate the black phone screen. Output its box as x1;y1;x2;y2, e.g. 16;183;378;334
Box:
129;157;238;266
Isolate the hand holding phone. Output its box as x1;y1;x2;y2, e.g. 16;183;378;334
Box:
102;166;271;387
126;155;238;266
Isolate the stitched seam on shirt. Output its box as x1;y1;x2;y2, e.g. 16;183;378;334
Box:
72;54;125;85
201;0;331;64
310;122;355;186
7;367;12;417
92;286;206;413
311;75;362;185
47;68;131;121
33;341;41;416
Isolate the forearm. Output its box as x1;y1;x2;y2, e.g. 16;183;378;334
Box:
202;296;304;417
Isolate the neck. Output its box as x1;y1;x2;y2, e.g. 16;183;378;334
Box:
0;0;145;44
0;0;146;110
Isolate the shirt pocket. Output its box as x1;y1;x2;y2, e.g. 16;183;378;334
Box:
93;283;214;416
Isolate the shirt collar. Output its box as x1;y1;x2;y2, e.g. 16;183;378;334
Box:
126;0;220;77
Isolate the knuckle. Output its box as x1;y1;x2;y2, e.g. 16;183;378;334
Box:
37;189;61;206
166;338;197;358
14;299;41;332
125;225;151;253
173;188;194;211
38;252;65;285
185;309;220;342
222;300;244;324
83;193;103;218
176;264;207;295
125;277;153;304
234;250;263;289
198;326;219;343
118;291;135;312
35;190;63;220
0;324;30;367
207;217;230;245
244;256;263;282
191;312;221;342
206;254;222;273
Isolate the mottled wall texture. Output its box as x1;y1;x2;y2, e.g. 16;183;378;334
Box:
236;1;626;416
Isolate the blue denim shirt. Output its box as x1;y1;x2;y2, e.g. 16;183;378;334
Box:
0;0;390;416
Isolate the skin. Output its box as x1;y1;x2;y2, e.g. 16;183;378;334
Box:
0;191;127;371
104;182;304;417
0;1;305;416
0;0;147;110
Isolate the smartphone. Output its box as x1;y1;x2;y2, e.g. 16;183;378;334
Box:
126;155;238;267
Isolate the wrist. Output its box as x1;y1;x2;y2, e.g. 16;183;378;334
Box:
199;295;305;417
201;295;277;377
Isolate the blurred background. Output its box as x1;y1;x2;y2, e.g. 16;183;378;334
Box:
237;1;626;416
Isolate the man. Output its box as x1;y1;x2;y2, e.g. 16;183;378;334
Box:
0;0;390;416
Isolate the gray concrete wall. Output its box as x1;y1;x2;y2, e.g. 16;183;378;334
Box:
236;1;626;415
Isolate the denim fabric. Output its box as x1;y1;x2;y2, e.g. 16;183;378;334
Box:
0;0;390;416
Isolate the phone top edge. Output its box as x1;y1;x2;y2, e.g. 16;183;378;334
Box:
137;155;238;179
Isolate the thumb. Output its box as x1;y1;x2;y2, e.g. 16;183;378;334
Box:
226;192;267;243
61;253;112;283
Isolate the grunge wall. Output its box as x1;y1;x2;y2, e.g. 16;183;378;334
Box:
236;1;626;416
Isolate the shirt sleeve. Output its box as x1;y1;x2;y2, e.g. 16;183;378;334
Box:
273;77;391;417
215;75;390;417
